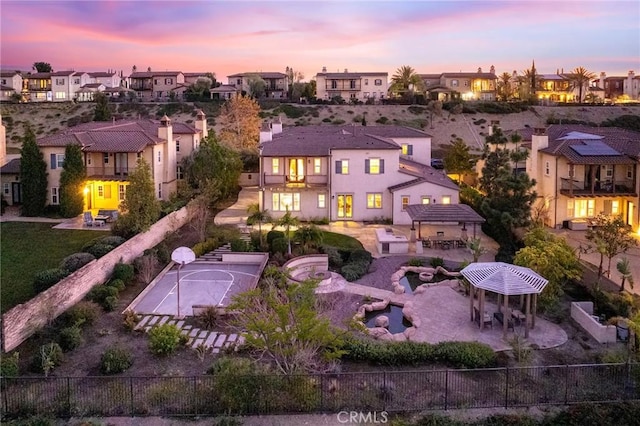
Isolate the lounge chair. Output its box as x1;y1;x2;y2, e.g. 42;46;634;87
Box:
83;211;95;227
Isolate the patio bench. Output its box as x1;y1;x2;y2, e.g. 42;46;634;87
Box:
493;312;516;331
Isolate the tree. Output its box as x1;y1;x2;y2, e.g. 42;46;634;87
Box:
113;158;160;237
273;208;299;255
228;270;345;374
390;65;424;98
617;257;634;292
514;226;582;308
467;237;487;263
247;203;271;247
33;62;53;73
185;76;213;101
568;66;596;103
246;74;266;98
301;79;316;100
517;61;540;102
19;125;48;216
444;137;475;182
479;127;537;259
93;92;112;121
586;214;638;280
294;225;324;252
59;144;86;218
218;94;261;152
181;133;242;202
496;72;514;101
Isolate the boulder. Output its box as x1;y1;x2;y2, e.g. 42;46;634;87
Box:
393;285;405;294
403;327;416;340
364;304;374;312
371;300;389;310
414;285;427;295
368;327;390;338
392;333;407;342
374;315;389;328
377;332;394;341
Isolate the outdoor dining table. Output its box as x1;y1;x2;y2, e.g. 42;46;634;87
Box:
427;236;459;249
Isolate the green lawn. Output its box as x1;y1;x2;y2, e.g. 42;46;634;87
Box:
0;222;105;313
321;231;364;250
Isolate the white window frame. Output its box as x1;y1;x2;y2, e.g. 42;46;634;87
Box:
421;196;430;204
272;158;280;174
401;195;410;211
272;192;301;211
318;193;326;209
314;158;321;174
366;193;383;209
118;184;126;201
56;154;65;168
442;195;452;204
369;158;381;174
338;160;349;175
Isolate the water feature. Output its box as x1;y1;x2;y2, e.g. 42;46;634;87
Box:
401;272;452;294
364;305;412;334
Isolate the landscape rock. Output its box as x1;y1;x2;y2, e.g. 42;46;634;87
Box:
374;315;389;328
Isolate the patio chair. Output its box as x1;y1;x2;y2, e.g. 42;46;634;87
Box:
83;211;96;227
422;238;432;248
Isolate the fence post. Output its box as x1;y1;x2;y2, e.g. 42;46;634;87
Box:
383;371;387;411
564;365;569;405
504;367;509;409
67;377;71;418
193;376;197;416
320;374;325;413
444;369;448;410
130;377;134;416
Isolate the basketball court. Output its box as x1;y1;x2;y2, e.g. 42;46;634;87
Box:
128;253;268;316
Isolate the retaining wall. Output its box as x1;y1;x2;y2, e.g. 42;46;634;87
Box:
282;254;329;282
2;204;196;353
571;301;617;344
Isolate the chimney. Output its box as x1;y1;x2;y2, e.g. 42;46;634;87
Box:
195;109;208;139
478;67;482;73
344;68;348;73
259;121;272;143
322;66;327;73
599;72;606;89
157;115;175;189
530;129;549;178
490;65;495;74
272;116;283;134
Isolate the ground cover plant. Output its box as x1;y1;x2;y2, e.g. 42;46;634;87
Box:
0;222;104;312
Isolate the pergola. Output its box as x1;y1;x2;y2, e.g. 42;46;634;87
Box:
404;204;486;240
461;262;549;338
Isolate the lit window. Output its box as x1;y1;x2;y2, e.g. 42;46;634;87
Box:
421;196;430;204
97;185;104;197
272;158;280;174
401;196;410;211
51;187;59;205
118;184;126;201
442;196;451;204
318;193;326;208
336;160;349;174
367;193;382;209
612;200;620;215
366;158;383;174
401;144;413;155
272;192;301;211
314;158;321;174
569;199;595;218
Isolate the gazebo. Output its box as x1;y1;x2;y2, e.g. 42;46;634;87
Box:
461;262;549;338
404;204;486;240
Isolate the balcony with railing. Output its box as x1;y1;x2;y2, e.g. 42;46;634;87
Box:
560;177;637;197
86;166;135;180
263;174;328;188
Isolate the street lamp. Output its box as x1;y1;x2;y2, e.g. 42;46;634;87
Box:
171;246;196;318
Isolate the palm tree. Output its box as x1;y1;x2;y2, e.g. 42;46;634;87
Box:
497;72;513;101
294;225;324;251
617;257;634;292
391;65;424;98
518;61;540;101
568;66;596;103
274;208;299;255
467;238;487;263
247;203;271;246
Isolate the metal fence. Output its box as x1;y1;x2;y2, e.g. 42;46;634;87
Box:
2;363;639;418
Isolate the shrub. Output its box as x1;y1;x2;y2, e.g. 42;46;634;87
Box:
33;268;69;292
230;238;250;252
58;325;83;352
122;309;140;331
85;243;114;258
107;278;126;292
32;343;63;375
155;242;171;264
321;245;343;268
433;341;496;368
376;116;389;124
59;252;96;273
134;254;159;284
270;237;288;254
0;352;19;377
103;295;119;312
87;284;119;303
349;249;372;265
100;347;133;374
266;230;285;247
98;235;126;247
192;237;219;257
62;301;100;327
207;357;272;413
408;258;424;267
149;324;185;356
198;306;219;329
430;257;445;268
322;117;332;123
340;261;369;281
332;119;346;125
112;262;135;285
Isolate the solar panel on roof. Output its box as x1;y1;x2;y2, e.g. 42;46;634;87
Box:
559;131;603;140
570;140;620;156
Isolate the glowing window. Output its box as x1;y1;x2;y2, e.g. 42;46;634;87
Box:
367;193;382;209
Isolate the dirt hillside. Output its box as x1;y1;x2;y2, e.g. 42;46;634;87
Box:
1;102;637;157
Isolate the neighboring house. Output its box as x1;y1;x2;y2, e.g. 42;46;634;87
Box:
0;71;22;102
315;68;388;102
0;158;21;206
21;72;52;102
129;71;185;101
88;71;122;88
36;111;207;211
183;72;210;85
50;71;91;102
210;84;238;100
623;70;640;101
227;72;289;99
535;71;604;104
76;83;106;102
420;67;497;101
258;123;459;224
594;72;626;101
520;125;640;232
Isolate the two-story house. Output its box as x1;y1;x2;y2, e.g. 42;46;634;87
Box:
315;68;388;102
227;72;289;99
623;70;640;101
0;71;23;102
22;72;52;102
36;111;208;211
522;125;639;232
88;71;122;89
50;71;91;102
420;67;497;101
129;71;185;101
259;124;459;224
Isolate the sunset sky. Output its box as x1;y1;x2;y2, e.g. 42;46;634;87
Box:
1;0;638;81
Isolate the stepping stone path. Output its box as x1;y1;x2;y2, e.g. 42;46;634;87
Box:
134;314;245;356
